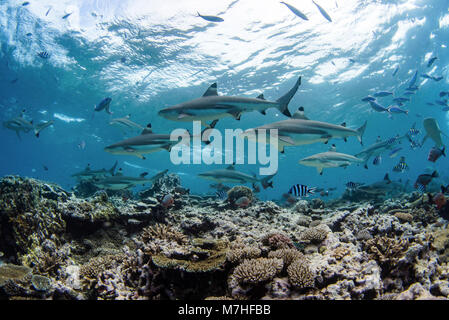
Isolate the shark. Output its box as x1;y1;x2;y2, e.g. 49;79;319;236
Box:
92;169;168;190
197;165;276;189
354;134;409;169
71;161;118;180
298;151;364;175
422;118;446;148
3;111;54;139
158;76;302;123
104;125;188;159
109;114;144;132
242;118;367;153
356;174;402;196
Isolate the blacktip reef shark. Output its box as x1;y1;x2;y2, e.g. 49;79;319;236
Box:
104;120;219;159
422;118;446;148
109;114;144;132
3;110;54;139
71;161;118;180
158;76;302;123
197;165;276;189
242;116;367;153
92;169;168;190
298;151;364;175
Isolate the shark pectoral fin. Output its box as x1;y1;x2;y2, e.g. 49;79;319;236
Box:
278;136;296;145
256;94;265;100
259;110;267;115
317;167;323;175
162;144;172;152
202;83;218;97
228;110;242;120
177;113;192;120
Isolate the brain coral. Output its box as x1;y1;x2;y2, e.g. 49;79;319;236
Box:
287;259;315;289
232;258;283;285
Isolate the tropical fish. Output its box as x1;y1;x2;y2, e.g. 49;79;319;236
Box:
242;119;367;153
93;169;168;190
368;101;389;113
158;77;301;122
235;196;251;208
160;194;174;208
71;161;118;180
298;151;364;175
373;91;393;97
94;97;113;114
392;67;399;77
393;97;410;103
414;171;438;190
197;165;275;189
408;122;420;136
355;134;408;168
421;118;446;148
392;156;409;173
215;190;228;200
427;56;437;68
280;2;309;20
428;146;445;163
430;192;446;210
37;51;50;59
432;76;444;82
408;70;418;88
197;12;224;22
312;0;332;22
288;184;316;197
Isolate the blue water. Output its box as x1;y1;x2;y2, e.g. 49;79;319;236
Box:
1;0;449;200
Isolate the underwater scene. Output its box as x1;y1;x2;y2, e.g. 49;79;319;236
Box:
1;0;449;301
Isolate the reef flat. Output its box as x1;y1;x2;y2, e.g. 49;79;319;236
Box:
1;174;449;300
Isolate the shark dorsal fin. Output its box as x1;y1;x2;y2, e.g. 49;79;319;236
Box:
340;122;346;127
257;94;265;100
141;123;152;134
226;164;235;170
203;83;218;97
140;172;148;178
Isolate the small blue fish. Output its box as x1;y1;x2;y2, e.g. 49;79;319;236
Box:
427;56;437;68
387;105;408;115
46;7;52;16
392;67;399;77
62;13;72;19
408;70;418;88
406;86;419;91
404;91;415;96
280;2;309;21
393;97;410;103
197;12;224;22
426;102;435;106
373;91;393;97
22;1;30;6
432;76;444;82
312;0;332;22
440;91;449;97
442;107;449;112
362;95;376;102
368;101;389;112
435;100;448;107
388;147;402;158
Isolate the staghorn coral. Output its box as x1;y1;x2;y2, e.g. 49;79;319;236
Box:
287;259;315;289
232;258;283;285
299;225;329;244
364;236;409;266
261;232;294;250
226;246;261;264
79;254;126;283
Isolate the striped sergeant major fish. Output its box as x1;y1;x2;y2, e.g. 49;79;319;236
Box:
288;184;316;197
37;51;50;59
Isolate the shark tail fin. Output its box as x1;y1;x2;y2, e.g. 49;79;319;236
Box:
276;76;301;118
260;174;275;189
356;120;367;145
109;161;118;176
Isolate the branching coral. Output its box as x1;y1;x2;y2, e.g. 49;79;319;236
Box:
232;258;283;284
140;223;187;245
287;259;315;289
268;248;306;267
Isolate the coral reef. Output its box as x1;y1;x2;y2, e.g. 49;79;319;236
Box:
1;175;449;300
